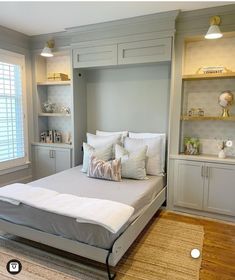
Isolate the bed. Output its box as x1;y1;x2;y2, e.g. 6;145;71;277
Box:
0;165;166;279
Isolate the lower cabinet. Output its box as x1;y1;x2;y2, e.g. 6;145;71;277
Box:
32;145;72;180
173;159;235;217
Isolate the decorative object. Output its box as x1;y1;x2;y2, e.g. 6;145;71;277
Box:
205;16;223;39
60;105;71;114
218;90;234;117
189;108;205;117
188;108;196;116
217;140;233;159
42;101;56;113
40;132;47;143
195;66;232;75
184;137;200;155
47;73;70;81
0;217;204;280
40;130;67;144
202;66;224;74
48;130;53;143
63;132;72;144
40;40;54;57
54;131;62;143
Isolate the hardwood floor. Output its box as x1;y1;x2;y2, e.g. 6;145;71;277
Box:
158;210;235;280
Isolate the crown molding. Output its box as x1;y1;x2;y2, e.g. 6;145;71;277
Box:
29;10;179;50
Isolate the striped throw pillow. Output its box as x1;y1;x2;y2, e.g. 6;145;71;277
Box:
88;156;121;182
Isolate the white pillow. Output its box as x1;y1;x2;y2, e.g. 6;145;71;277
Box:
115;144;147;180
82;143;113;173
96;130;128;137
87;133;121;158
129;132;166;175
96;130;128;143
124;137;163;176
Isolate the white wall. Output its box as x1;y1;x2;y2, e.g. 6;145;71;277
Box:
86;63;171;134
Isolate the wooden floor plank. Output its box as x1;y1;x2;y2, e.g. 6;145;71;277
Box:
158;210;235;279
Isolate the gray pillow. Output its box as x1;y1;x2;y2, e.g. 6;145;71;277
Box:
82;143;113;173
87;156;121;182
115;144;148;180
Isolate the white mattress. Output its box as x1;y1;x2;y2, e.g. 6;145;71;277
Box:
0;166;164;249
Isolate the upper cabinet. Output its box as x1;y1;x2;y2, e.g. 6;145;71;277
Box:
118;38;172;65
73;45;118;68
72;37;172;68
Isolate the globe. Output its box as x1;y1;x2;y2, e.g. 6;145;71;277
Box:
218;91;234;117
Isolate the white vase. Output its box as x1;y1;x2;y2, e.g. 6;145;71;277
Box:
218;149;226;159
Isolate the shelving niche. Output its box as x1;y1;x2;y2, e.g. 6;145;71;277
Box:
34;51;72;145
180;34;235;157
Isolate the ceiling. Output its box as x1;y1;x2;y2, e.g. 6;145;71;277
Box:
0;1;233;36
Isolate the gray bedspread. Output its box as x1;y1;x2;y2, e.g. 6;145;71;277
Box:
0;166;164;249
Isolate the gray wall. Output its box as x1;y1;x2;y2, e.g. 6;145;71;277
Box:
86;63;170;134
0;26;33;186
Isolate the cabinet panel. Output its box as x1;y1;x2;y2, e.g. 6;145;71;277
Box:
174;160;204;210
33;147;55;179
118;38;171;65
55;149;71;173
204;164;235;216
73;45;117;68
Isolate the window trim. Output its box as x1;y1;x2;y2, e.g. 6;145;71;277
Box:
0;49;29;171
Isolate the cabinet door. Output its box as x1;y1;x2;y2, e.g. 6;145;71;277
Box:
118;38;171;65
73;45;117;68
174;160;204;210
204;163;235;216
33;147;55;179
54;148;71;173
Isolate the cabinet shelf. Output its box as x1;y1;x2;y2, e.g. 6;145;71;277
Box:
37;81;71;86
181;115;235;121
38;113;71;117
182;72;235;80
170;153;235;165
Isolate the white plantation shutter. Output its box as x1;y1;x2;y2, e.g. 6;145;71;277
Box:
0;49;28;170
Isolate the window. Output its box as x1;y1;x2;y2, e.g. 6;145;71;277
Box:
0;49;28;170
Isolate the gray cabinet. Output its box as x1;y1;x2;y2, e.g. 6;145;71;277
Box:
204;163;235;216
33;145;71;179
173;159;235;217
73;45;117;68
174;160;204;210
118;38;172;65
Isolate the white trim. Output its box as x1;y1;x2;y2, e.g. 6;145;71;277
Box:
0;175;32;187
0;162;31;176
0;49;29;170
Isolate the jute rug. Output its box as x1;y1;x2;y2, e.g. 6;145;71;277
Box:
0;218;204;280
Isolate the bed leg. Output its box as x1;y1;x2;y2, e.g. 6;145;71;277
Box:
105;250;116;280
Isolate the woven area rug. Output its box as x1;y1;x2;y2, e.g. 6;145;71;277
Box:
0;218;204;280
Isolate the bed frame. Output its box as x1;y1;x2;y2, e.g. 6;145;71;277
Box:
0;187;166;279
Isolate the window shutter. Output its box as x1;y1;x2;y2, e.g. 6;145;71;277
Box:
0;62;25;163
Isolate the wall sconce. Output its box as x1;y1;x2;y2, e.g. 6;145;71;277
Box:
40;40;55;57
205;16;223;39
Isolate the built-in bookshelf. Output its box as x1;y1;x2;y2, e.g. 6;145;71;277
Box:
180;34;235;157
34;50;72;146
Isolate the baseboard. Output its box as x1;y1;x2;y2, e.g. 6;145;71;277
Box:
0;175;33;187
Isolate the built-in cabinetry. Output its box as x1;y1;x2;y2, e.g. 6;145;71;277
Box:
72;38;172;68
168;33;235;221
173;158;235;216
32;50;73;179
32;144;72;179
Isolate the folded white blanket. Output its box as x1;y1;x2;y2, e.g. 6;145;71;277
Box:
0;183;134;234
